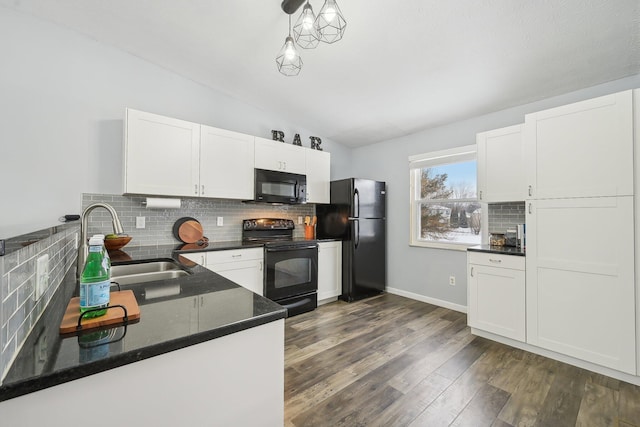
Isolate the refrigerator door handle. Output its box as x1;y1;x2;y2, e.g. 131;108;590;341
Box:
354;219;359;249
354;188;360;218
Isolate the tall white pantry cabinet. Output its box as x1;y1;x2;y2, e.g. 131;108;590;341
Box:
524;90;637;375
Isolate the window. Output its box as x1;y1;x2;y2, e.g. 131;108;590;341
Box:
409;145;482;250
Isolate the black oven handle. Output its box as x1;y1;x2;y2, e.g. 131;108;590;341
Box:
266;243;318;252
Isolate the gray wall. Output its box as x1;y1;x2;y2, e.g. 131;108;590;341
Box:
351;75;640;309
0;8;352;240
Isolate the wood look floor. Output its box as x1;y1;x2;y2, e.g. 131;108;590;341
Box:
284;293;640;427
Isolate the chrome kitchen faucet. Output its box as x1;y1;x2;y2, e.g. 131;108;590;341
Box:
76;203;124;278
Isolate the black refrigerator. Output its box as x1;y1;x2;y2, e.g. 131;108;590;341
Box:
316;178;386;302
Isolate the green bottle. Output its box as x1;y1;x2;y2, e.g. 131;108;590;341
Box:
93;234;111;277
79;236;110;318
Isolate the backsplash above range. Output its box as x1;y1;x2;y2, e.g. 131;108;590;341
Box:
82;193;316;246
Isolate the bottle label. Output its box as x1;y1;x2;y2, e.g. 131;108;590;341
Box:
79;279;110;309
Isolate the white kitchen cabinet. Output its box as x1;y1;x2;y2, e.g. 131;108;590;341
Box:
305;149;331;204
125;109;256;200
186;248;265;296
124;108;200;197
318;241;342;302
200;125;255;200
476;124;525;202
254;137;306;175
526;196;636;374
467;251;525;342
524;90;633;199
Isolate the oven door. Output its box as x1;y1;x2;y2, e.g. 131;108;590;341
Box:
265;243;318;301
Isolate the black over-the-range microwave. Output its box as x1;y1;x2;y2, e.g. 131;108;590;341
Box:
254;168;307;204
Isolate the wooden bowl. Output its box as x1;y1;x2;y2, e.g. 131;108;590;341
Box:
104;236;132;251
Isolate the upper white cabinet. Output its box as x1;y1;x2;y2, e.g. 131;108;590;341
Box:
468;252;525;342
200;125;255;200
125;109;331;202
477;124;525;203
526;196;636;374
318;241;342;301
305;149;331;204
124;108;200;197
254;137;306;175
524;90;633;199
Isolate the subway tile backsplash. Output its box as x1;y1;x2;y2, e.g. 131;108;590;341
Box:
0;225;79;383
488;202;526;233
82;193;316;246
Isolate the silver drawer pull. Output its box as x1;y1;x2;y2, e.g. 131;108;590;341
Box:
489;258;502;263
232;254;242;258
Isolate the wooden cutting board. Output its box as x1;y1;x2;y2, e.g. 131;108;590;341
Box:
59;290;140;335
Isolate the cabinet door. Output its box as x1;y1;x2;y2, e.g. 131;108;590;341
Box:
305;149;331;204
524;90;633;199
208;260;264;296
318;241;342;300
477;124;525;202
468;257;525;342
255;137;306;174
179;251;206;266
200;125;255;200
124;108;200;197
526;196;636;374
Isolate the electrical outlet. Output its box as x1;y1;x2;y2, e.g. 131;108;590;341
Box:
73;233;79;250
449;275;456;286
35;254;50;300
298;216;304;225
217;217;224;227
136;216;146;229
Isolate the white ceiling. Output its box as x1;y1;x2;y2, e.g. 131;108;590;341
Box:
3;0;639;147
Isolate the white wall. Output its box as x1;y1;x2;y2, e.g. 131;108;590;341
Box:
0;8;352;239
352;74;640;309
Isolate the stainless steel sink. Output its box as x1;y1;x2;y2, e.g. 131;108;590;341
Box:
111;260;191;285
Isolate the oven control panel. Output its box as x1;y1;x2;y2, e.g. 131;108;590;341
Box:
243;218;295;231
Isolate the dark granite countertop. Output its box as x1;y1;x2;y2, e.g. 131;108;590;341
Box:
0;245;286;402
467;245;526;257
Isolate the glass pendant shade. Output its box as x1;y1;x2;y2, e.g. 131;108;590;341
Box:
314;0;346;44
293;3;320;49
276;35;303;76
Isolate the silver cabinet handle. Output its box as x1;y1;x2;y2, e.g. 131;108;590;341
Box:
528;203;533;214
489;258;502;264
528;185;532;197
201;185;205;195
259;261;263;271
232;254;242;258
195;184;198;195
470;267;474;277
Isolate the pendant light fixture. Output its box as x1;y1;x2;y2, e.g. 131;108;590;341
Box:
276;14;303;76
314;0;347;44
293;1;320;49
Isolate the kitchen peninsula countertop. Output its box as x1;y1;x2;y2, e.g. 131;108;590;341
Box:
467;245;526;256
0;244;286;402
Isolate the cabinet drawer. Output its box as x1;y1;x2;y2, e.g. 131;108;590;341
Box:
467;252;524;270
206;248;263;264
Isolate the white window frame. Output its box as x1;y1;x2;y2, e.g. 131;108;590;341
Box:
409;144;479;251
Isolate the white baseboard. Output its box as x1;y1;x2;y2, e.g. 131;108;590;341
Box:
386;287;467;313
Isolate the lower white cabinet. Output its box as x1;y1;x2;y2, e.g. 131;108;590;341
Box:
318;241;342;301
467;251;526;342
526;196;636;374
181;248;264;296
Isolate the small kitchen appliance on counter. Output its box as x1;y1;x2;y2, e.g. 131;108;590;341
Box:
242;218;318;316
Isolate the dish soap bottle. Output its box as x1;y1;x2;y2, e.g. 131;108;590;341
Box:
79;236;110;318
